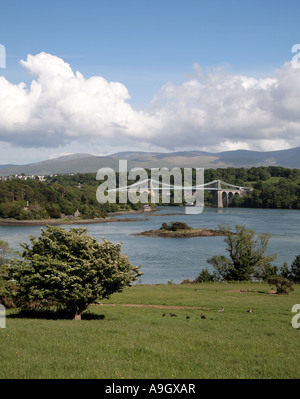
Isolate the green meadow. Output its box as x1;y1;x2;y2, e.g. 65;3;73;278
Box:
1;282;300;379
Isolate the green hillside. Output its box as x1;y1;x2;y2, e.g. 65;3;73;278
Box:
0;165;300;221
1;147;300;176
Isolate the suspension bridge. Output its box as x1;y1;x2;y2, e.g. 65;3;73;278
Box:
109;178;253;208
205;180;253;208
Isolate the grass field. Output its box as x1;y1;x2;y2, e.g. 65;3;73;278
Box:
1;282;300;379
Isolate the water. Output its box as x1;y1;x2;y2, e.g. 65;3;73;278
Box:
0;206;299;284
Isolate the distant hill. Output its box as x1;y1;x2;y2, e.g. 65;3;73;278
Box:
0;164;15;169
1;147;300;176
0;154;121;177
111;147;300;169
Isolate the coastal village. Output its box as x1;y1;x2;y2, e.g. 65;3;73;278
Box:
0;174;47;181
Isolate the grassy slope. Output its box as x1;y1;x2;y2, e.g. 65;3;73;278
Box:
1;283;300;379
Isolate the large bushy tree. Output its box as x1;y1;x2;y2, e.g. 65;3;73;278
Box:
207;224;277;281
8;226;142;319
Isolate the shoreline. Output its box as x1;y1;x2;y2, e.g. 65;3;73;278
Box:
0;209;154;226
0;217;148;226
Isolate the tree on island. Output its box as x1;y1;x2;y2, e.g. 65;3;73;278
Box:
8;226;142;319
160;221;192;231
206;224;277;281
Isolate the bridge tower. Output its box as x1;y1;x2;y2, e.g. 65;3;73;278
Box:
212;180;224;208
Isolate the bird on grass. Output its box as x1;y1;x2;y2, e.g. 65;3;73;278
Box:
247;308;253;313
162;313;166;317
186;315;190;320
169;313;177;317
218;307;224;312
200;312;206;319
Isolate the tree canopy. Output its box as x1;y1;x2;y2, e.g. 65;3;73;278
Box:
281;255;300;283
8;226;142;319
207;224;277;281
1;165;300;222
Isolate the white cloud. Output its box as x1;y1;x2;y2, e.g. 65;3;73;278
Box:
0;52;160;147
149;63;300;151
0;52;300;154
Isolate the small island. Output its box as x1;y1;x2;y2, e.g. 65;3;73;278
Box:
134;221;226;238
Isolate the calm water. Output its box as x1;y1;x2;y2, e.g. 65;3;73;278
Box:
0;206;299;284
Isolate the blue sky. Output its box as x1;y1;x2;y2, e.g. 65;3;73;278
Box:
0;0;300;163
2;0;299;103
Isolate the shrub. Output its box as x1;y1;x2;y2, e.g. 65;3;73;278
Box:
260;263;279;281
268;276;294;295
180;279;195;284
160;221;192;231
279;262;290;279
289;255;300;283
278;256;300;283
160;222;170;231
195;268;219;283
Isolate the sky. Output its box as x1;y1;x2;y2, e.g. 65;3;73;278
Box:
0;0;300;164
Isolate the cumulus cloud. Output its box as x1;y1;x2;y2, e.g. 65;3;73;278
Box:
150;63;300;151
0;52;160;147
0;52;300;153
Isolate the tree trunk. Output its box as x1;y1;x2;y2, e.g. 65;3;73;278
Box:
74;311;82;320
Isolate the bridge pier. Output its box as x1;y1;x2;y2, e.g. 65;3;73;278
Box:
212;180;223;208
211;180;250;208
212;190;224;208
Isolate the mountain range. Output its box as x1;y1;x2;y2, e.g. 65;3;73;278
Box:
1;147;300;176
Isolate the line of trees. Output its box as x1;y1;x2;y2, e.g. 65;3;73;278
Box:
204;166;300;209
230;179;300;209
0;165;300;221
195;224;300;293
0;177;136;220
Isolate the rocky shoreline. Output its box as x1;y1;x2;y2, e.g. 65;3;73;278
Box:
0;210;151;226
